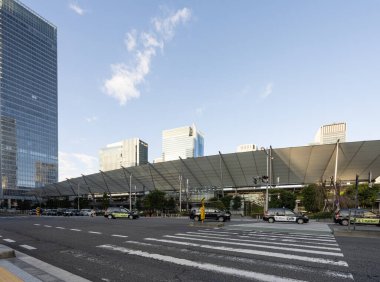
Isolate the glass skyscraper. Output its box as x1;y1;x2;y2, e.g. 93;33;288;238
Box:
162;124;204;162
0;0;58;207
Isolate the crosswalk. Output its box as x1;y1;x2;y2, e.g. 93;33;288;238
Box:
97;228;354;282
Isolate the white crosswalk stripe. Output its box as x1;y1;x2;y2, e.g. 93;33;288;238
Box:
96;229;354;281
20;244;36;250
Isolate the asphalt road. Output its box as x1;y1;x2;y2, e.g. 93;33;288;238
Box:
0;216;378;281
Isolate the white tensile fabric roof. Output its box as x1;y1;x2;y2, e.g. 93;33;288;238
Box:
38;140;380;197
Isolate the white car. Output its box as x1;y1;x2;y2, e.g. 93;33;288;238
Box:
80;209;92;216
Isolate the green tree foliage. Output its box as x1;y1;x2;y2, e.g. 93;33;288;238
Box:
102;192;110;209
268;189;296;210
301;184;325;212
166;197;176;211
208;197;226;210
343;184;380;208
232;195;242;210
143;189;166;212
220;195;232;209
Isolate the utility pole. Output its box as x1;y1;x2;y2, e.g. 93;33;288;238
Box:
129;174;132;210
77;183;80;211
179;175;182;213
186;179;189;211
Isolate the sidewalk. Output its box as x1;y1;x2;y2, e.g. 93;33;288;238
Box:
0;245;90;282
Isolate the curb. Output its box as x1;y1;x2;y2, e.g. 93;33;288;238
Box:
333;230;380;238
0;245;15;259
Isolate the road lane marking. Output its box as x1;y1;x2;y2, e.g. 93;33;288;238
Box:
3;239;16;243
70;229;81;232
144;238;349;266
33;224;40;226
242;233;336;243
245;231;335;239
240;230;334;238
88;231;102;234
97;244;306;282
56;227;65;229
112;234;128;238
125;240;354;281
20;245;36;250
125;241;153;246
164;235;343;257
180;233;341;251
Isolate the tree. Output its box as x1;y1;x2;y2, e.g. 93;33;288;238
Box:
144;189;166;212
301;184;325;212
208;197;226;210
232;195;242;210
343;184;380;208
102;192;110;209
166;197;176;211
220;195;232;210
268;189;296;210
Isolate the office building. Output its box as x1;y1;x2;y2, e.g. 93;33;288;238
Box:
162;124;204;161
314;122;347;145
237;144;257;152
99;138;148;171
0;0;58;207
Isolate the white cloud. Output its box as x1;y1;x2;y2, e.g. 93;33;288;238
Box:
153;8;191;40
125;30;137;52
59;152;98;181
85;116;98;123
103;8;191;105
69;3;85;15
260;82;273;99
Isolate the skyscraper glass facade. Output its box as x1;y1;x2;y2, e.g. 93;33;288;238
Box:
0;0;58;202
162;125;204;162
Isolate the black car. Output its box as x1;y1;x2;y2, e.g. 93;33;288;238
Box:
263;208;309;224
189;208;231;222
334;208;380;226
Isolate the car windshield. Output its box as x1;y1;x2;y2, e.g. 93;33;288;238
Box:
121;209;130;213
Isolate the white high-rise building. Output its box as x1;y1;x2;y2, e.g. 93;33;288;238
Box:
99;138;148;171
314;122;346;145
237;144;258;152
162;125;204;162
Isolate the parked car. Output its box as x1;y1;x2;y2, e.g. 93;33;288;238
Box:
104;207;139;219
189;208;231;222
80;209;92;216
334;208;380;226
28;209;37;215
263;208;309;224
63;209;81;216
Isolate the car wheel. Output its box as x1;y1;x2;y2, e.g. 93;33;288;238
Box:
194;216;200;221
297;218;304;224
129;215;133;220
218;217;225;222
268;218;275;223
341;219;349;226
108;214;113;219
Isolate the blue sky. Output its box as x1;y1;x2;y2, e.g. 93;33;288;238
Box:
21;0;380;181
